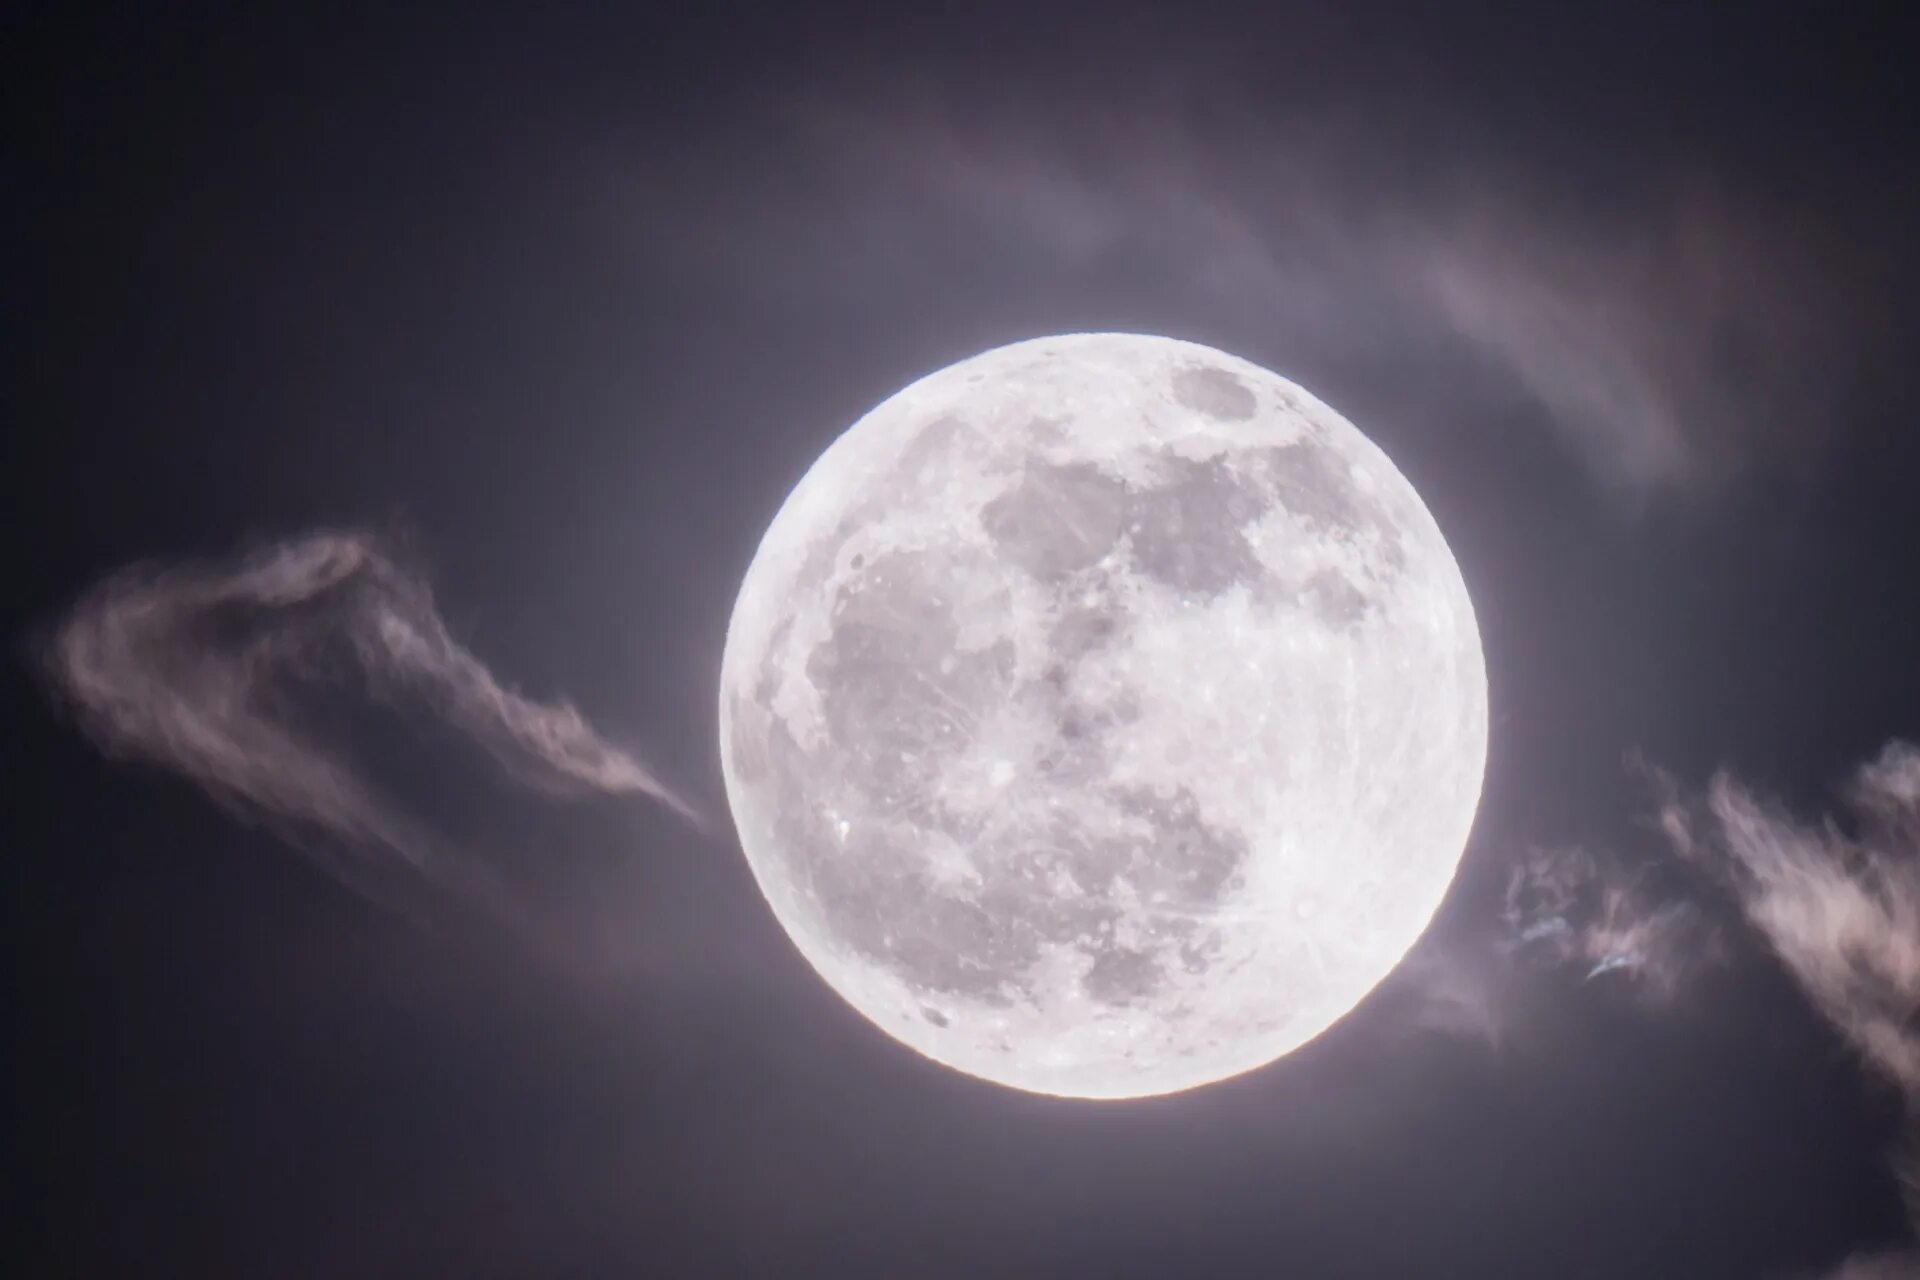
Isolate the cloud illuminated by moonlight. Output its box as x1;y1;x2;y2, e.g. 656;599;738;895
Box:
43;531;699;949
1513;745;1920;1275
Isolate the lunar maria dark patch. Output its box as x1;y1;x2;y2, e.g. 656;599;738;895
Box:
1171;364;1258;420
1126;455;1268;596
1306;568;1372;628
981;462;1127;581
806;547;1016;800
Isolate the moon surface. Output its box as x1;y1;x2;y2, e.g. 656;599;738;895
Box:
719;333;1486;1099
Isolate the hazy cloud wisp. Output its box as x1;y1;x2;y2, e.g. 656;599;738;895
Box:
1511;745;1920;1273
46;531;698;944
1502;841;1724;999
1663;744;1920;1099
639;93;1871;501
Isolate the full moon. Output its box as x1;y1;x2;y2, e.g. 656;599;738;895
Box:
719;333;1486;1099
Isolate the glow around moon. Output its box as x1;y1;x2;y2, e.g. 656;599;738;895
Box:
719;334;1486;1099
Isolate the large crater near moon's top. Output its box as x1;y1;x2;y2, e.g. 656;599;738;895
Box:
720;334;1486;1099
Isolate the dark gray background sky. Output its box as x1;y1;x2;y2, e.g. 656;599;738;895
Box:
7;3;1920;1276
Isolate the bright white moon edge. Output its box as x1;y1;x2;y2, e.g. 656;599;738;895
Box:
718;333;1487;1099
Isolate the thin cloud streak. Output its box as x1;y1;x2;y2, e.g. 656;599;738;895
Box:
45;530;698;943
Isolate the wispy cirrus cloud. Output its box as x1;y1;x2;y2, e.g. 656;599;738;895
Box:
44;531;699;950
1510;744;1920;1274
1662;744;1920;1099
616;87;1872;501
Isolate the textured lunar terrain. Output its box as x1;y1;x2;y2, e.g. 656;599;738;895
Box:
720;334;1485;1098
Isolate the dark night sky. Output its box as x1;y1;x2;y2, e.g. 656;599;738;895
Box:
7;4;1920;1276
